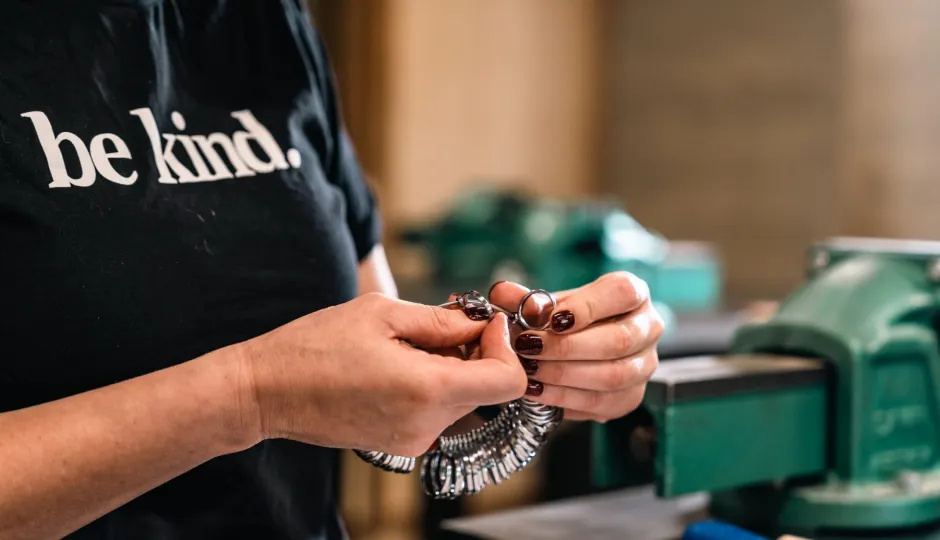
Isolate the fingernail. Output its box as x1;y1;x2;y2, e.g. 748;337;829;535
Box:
465;303;491;321
488;281;507;297
520;357;539;376
551;310;575;332
515;334;543;355
525;380;544;396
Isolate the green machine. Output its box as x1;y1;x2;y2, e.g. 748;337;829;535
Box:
402;187;722;327
594;237;940;537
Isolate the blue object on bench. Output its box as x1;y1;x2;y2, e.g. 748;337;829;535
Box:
682;520;768;540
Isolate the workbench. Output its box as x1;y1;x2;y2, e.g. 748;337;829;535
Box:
442;487;707;540
442;487;940;540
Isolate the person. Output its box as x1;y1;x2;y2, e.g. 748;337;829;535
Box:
0;2;664;539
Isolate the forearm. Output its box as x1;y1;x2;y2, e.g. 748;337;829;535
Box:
0;346;254;540
1;243;393;538
358;244;398;297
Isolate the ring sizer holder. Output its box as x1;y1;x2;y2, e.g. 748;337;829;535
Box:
354;289;564;498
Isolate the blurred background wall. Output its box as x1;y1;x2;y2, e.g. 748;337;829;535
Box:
313;0;602;283
599;0;843;301
840;0;940;240
308;0;940;538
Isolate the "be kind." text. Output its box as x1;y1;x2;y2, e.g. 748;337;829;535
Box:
20;108;303;188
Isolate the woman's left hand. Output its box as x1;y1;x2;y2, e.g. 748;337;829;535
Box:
489;272;665;422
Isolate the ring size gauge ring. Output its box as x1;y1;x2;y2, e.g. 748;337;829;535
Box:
438;290;495;322
514;289;556;331
481;288;556;330
354;289;565;498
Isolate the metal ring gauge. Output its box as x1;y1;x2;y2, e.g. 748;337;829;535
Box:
354;289;564;499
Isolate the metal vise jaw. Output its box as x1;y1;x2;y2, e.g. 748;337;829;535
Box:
594;237;940;537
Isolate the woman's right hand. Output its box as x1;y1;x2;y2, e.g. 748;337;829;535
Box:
232;293;528;457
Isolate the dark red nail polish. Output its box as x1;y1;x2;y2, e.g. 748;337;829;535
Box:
520;357;539;376
551;310;575;332
515;334;543;355
525;380;544;396
488;280;507;297
464;302;491;321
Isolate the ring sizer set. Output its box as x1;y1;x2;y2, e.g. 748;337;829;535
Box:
354;289;565;499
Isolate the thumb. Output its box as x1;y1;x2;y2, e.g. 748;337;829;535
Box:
385;300;487;349
444;313;528;406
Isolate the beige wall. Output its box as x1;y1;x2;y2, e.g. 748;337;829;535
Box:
599;0;844;301
379;0;601;226
600;0;940;301
840;0;940;239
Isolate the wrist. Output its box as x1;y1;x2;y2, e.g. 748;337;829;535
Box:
198;342;266;453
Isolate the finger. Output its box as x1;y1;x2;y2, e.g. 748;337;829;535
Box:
455;290;484;360
385;299;487;349
515;306;665;361
526;349;658;392
548;272;651;334
438;313;528;406
488;281;553;328
488;281;527;309
527;382;647;421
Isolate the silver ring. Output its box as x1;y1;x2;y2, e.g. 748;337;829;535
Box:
462;290;494;319
517;289;556;330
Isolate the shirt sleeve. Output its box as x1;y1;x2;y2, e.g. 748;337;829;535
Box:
306;21;382;262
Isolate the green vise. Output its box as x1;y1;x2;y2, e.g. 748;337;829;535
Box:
593;237;940;536
402;187;722;315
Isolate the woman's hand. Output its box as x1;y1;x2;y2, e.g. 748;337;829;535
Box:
234;293;527;456
490;272;665;422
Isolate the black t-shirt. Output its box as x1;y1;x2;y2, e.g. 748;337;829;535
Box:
0;1;380;538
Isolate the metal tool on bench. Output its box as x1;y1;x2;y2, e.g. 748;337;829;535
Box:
594;237;940;538
356;289;565;499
